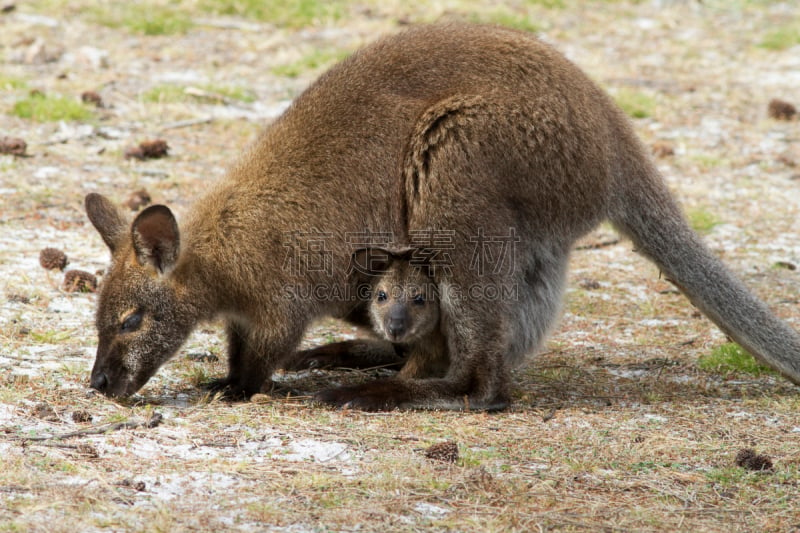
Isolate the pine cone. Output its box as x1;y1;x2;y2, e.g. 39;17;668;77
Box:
735;448;773;471
424;441;459;463
768;99;797;121
63;269;98;293
39;247;68;270
125;139;169;160
124;188;152;211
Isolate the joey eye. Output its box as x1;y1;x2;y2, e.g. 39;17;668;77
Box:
412;294;425;306
376;290;387;302
120;312;143;333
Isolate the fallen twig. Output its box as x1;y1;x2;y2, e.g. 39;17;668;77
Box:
159;117;213;131
14;412;163;442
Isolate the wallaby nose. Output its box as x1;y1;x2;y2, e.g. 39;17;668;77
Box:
386;305;408;340
387;319;406;339
90;371;108;392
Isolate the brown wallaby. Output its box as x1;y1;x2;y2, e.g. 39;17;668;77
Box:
365;253;449;380
285;249;449;383
85;22;800;409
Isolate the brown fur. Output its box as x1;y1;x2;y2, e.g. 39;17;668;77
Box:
86;23;800;409
281;251;447;378
368;259;449;379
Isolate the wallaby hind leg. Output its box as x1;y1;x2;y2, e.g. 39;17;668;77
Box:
282;339;406;371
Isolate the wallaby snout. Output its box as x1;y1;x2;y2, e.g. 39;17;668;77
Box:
90;369;108;392
385;304;409;341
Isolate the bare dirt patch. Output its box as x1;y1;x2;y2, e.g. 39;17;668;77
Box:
2;1;799;531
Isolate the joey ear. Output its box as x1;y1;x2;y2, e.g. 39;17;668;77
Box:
131;204;180;274
351;246;416;275
85;193;128;253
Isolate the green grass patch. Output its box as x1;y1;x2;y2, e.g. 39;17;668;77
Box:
206;85;256;103
613;88;657;119
90;3;193;35
142;84;188;104
759;25;800;51
705;466;756;486
471;10;541;33
142;84;256;103
697;343;775;377
525;0;565;8
272;49;351;78
689;153;727;170
11;93;93;122
199;0;343;28
686;207;720;235
0;76;27;91
29;330;73;344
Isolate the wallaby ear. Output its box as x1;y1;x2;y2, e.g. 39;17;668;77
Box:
85;193;128;253
351;246;416;275
131;205;180;274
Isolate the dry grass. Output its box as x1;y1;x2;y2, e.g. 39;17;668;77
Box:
2;0;800;531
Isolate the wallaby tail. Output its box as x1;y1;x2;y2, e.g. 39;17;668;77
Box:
608;146;800;385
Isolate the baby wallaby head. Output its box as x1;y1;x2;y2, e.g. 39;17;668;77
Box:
368;259;439;345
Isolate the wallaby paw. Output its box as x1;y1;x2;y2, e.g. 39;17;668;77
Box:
314;380;412;411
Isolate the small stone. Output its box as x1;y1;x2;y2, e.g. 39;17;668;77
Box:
76;443;99;458
22;38;64;64
62;269;98;293
651;140;675;158
6;293;30;304
81;90;103;107
124;188;152;211
145;412;163;428
250;393;271;403
187;351;219;363
72;410;92;423
768;98;797;121
76;46;109;70
125;139;169;160
424;440;459;463
39;247;68;271
31;402;58;421
773;261;797;271
0;136;27;157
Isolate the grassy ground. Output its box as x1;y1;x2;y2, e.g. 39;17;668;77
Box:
2;0;800;531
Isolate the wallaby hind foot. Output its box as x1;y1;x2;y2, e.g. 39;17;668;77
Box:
315;378;510;412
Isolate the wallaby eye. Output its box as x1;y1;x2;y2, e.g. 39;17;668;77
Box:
120;312;143;333
376;290;387;302
412;294;425;306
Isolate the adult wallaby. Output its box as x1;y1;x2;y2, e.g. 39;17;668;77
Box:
85;22;800;409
